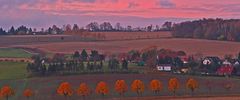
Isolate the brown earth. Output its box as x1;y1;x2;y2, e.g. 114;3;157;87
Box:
13;38;240;58
0;32;171;46
1;31;240;57
0;35;94;46
92;31;172;40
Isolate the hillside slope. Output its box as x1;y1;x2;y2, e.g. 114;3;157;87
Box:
12;38;240;57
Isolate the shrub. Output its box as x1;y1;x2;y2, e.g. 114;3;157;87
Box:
23;89;33;99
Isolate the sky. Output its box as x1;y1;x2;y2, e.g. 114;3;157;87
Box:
1;0;240;29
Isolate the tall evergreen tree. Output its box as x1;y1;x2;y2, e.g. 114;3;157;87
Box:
48;27;53;34
81;49;88;61
16;25;28;34
72;24;79;32
8;26;15;35
90;50;99;60
0;28;7;35
28;28;33;34
73;51;80;59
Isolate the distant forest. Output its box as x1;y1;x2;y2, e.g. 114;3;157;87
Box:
0;22;172;35
172;18;240;42
1;18;240;42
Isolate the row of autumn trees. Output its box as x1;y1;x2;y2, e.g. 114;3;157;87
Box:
0;86;33;100
172;18;240;42
0;22;173;35
63;78;197;97
0;78;197;100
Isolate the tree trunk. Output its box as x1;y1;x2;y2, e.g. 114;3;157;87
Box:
173;90;176;96
82;95;86;100
191;89;194;96
102;93;105;100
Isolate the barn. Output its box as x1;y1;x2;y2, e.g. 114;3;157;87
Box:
216;60;233;76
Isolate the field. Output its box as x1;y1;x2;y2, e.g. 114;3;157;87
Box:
92;31;172;40
0;62;28;80
0;59;141;80
0;32;171;47
1;32;239;57
14;38;240;58
0;48;32;58
1;32;240;99
0;34;94;47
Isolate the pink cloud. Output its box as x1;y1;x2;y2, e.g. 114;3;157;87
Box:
1;0;240;29
17;0;240;19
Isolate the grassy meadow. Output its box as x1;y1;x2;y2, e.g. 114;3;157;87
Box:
0;48;32;58
0;62;28;80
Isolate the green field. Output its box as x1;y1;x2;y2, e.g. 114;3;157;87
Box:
0;61;240;100
0;48;32;58
0;62;28;80
0;60;141;80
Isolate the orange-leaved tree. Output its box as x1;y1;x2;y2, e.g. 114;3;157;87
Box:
149;79;163;95
76;83;91;99
186;78;198;95
131;80;144;96
23;88;34;99
115;80;128;96
95;81;109;97
168;78;180;96
0;85;14;100
57;82;73;98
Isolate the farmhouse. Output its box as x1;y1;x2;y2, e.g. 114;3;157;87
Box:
156;64;173;72
217;60;233;76
200;56;222;73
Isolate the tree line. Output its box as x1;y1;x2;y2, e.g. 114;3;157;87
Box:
172;18;240;42
27;49;129;76
26;47;190;76
0;78;199;100
1;77;235;100
0;22;172;35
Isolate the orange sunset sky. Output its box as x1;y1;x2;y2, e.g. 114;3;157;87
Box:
1;0;240;29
